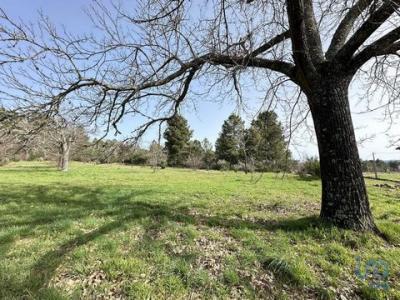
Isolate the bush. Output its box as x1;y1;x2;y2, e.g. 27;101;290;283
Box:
232;162;250;172
297;157;320;178
0;158;9;166
215;159;230;171
185;154;204;170
159;160;167;169
125;150;149;165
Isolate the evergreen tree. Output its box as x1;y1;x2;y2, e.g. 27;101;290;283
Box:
215;114;245;166
245;111;289;171
164;114;192;167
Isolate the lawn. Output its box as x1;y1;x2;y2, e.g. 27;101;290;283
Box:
0;162;399;299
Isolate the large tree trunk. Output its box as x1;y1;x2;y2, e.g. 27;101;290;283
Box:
308;76;377;231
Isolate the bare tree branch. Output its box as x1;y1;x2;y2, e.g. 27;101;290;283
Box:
336;0;400;61
326;0;373;59
351;26;400;69
248;30;291;58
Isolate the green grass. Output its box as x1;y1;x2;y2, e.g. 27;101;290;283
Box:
0;161;399;299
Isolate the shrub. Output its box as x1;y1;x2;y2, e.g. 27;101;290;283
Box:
159;161;167;169
0;158;9;166
232;162;250;172
125;150;149;165
297;157;320;178
215;159;230;171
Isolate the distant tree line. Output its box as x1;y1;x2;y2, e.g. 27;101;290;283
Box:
362;159;400;173
1;107;294;173
162;111;291;172
2;107;398;175
297;157;400;179
216;112;290;172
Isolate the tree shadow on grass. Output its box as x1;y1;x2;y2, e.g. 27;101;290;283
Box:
0;183;325;298
0;164;57;173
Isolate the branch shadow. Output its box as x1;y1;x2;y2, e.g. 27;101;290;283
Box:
0;164;57;173
0;182;323;298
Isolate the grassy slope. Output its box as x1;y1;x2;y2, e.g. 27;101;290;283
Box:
0;162;399;299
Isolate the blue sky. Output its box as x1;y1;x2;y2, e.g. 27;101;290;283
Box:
1;0;399;160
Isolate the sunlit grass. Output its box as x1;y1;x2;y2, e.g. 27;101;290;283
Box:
0;161;399;299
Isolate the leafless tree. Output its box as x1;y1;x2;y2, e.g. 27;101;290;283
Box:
0;108;49;161
148;140;166;171
0;108;87;170
186;149;204;170
1;0;400;231
44;117;86;171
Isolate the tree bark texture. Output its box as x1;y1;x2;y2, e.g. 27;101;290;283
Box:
307;75;377;231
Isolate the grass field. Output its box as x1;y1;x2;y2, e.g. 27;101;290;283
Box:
0;162;399;299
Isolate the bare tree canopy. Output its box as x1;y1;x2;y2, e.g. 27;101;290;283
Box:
1;0;400;231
